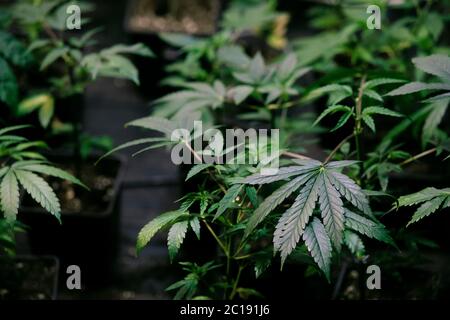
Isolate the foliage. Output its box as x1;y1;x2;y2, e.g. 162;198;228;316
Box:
0;126;86;223
397;187;450;226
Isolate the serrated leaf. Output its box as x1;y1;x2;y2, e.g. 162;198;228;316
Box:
214;184;243;220
185;164;213;181
397;187;444;207
412;54;450;81
14;169;60;220
244;172;315;238
344;230;366;258
168;221;189;261
362;114;376;132
126;116;176;136
387;82;450;96
190;217;201;240
0;169;19;222
328;171;371;215
319;173;344;250
422;99;448;146
137;211;187;253
408;196;446;226
363;106;403;118
17;164;87;189
302;217;332;280
273;175;321;263
331;110;352;131
241;163;320;185
344;209;393;246
364;78;405;89
313;105;352;127
363;89;383;102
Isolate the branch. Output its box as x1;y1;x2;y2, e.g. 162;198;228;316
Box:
282;151;311;160
324;132;355;164
400;148;437;166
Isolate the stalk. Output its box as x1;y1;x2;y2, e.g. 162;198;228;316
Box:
354;75;366;183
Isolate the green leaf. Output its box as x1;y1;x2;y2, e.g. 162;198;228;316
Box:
344;230;366;258
40;47;69;70
274;174;321;264
168;221;189;261
363;89;383;102
412;54;450;81
331;109;352;132
302;217;332;281
136;211;187;254
185;164;213;181
190;217;201;240
0;169;19;222
319;173;345;250
313;105;352;127
387;82;450;96
214;184;243;220
363;106;403;118
364;78;405;89
408;196;446;226
242;162;320;185
397;187;444;207
244;172;315;238
362;114;376;132
422;99;449;146
14;169;61;221
327;171;371;215
228;85;253;105
17;164;87;189
344;209;394;246
102;43;154;57
126;116;176;136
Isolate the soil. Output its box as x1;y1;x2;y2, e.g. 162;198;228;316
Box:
0;256;58;300
22;159;119;215
126;0;220;35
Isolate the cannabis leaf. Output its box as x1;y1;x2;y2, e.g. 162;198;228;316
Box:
136;210;188;254
168;221;189;261
0;126;85;222
240;159;383;275
152;81;227;120
387;55;450;146
397;187;450;226
81;43;153;84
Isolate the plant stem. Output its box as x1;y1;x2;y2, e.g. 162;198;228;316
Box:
202;220;229;257
229;265;244;300
282;151;311;160
400;148;437;166
183;140;203;163
354;75;366;181
324;132;355;164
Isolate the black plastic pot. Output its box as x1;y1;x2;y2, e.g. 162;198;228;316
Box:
19;153;126;287
0;255;59;300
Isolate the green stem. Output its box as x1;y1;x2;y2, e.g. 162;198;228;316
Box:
229;265;244;300
202;220;229;257
354;75;366;183
400;147;436;166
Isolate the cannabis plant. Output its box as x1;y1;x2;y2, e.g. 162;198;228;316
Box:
8;0;153;126
388;54;450;225
0;125;85;223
